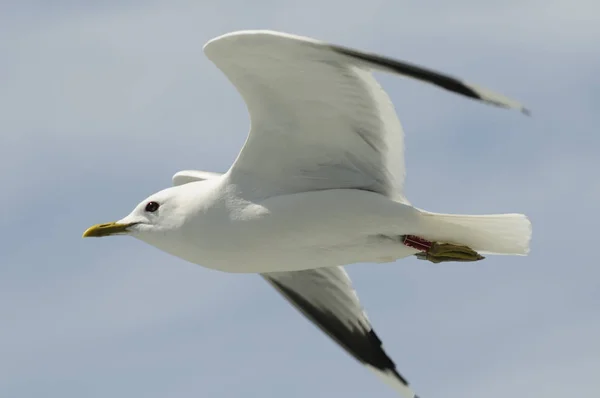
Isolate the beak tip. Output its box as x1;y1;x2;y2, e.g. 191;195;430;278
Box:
82;228;96;238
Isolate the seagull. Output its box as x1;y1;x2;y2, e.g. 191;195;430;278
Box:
83;30;532;397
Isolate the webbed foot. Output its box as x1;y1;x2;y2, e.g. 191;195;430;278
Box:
415;242;485;263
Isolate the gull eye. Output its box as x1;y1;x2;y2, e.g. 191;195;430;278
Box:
145;201;160;213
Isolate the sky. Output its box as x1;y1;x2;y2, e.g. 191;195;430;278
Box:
1;1;599;397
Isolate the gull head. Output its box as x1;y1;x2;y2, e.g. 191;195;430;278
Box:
82;185;191;240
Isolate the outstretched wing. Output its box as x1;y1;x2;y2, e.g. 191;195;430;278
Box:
204;30;527;200
262;266;418;398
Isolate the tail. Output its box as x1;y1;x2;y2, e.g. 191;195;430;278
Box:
417;210;532;255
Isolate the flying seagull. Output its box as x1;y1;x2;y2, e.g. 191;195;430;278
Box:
83;30;531;397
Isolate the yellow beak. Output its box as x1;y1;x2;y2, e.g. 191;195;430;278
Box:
82;221;135;238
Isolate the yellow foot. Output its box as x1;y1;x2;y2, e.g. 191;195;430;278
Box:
416;242;485;263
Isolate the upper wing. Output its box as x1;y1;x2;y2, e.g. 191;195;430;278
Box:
204;30;528;199
262;266;418;398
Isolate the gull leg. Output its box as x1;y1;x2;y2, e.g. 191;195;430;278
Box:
403;235;485;263
415;243;485;263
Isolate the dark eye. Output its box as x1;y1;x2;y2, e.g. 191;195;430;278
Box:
145;201;160;213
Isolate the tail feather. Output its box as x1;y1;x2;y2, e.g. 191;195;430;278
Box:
418;211;532;256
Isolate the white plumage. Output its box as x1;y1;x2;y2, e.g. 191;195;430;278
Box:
84;30;532;397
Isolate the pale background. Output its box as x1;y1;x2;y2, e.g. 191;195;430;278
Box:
1;1;599;397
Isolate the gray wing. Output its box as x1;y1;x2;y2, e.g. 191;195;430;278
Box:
204;30;528;200
262;266;418;398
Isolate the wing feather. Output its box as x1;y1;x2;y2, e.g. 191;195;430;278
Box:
263;267;418;398
203;30;528;200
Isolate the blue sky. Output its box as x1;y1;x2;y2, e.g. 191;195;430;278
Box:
1;1;599;397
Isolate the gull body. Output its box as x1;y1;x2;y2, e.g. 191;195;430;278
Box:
117;177;423;273
84;30;532;397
